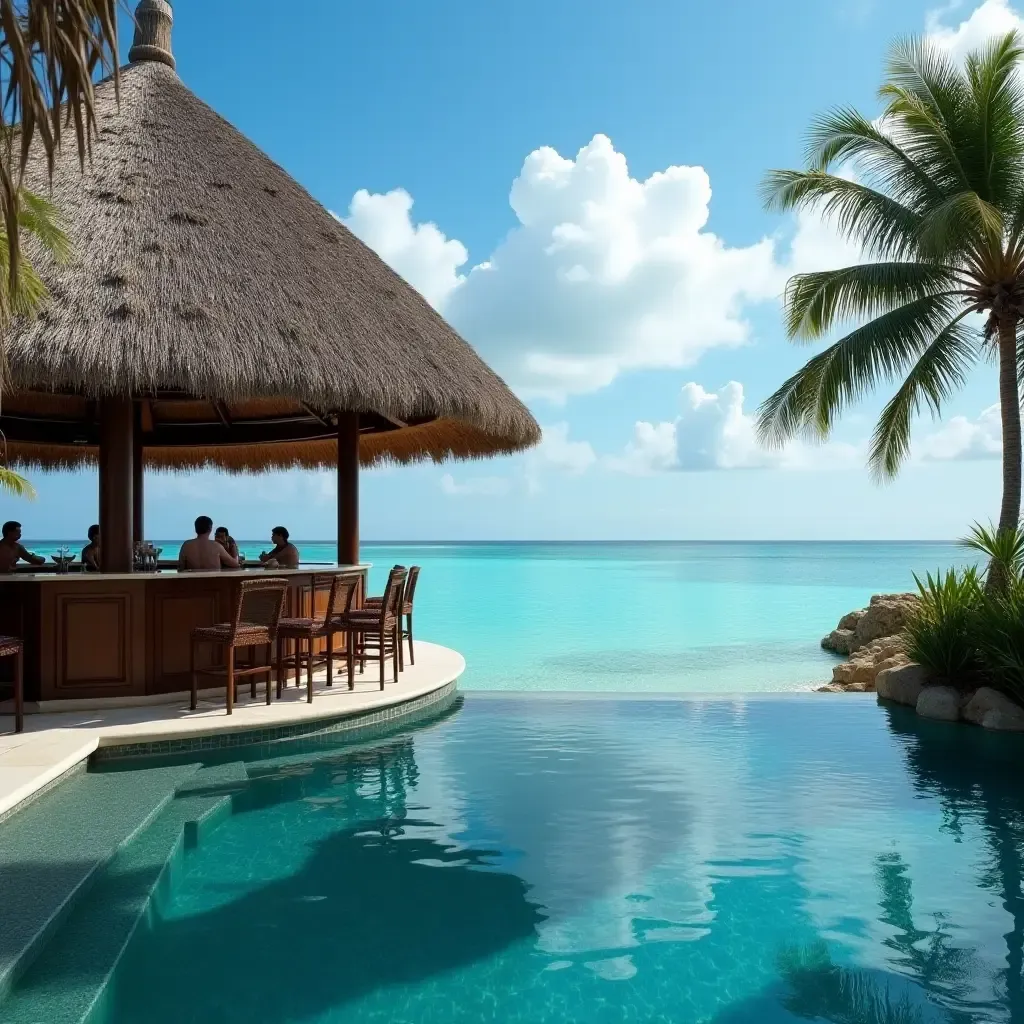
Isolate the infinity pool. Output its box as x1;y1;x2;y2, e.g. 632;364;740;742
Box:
15;694;1024;1023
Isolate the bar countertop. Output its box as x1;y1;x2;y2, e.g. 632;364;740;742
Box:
0;563;371;583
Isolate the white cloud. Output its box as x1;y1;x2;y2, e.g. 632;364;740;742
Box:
345;136;795;401
340;189;468;308
439;473;512;497
532;423;597;475
926;0;1024;63
608;381;862;475
916;403;1002;462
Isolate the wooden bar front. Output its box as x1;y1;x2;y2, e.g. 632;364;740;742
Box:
0;566;368;703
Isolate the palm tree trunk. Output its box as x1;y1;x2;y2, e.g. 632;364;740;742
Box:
991;318;1023;592
998;317;1022;533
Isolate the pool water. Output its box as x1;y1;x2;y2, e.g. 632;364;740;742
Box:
95;695;1022;1022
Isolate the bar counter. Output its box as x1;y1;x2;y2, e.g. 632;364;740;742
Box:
0;565;369;702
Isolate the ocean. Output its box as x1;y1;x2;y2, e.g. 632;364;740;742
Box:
28;539;975;694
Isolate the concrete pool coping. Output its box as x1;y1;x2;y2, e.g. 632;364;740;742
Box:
0;640;465;820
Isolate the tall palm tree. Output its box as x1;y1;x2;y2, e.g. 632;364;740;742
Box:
0;1;118;297
757;32;1024;554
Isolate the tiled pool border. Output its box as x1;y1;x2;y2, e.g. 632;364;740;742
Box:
92;681;460;761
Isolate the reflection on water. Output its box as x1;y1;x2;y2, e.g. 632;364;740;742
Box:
90;696;1024;1023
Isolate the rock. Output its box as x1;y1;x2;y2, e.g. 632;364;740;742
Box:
821;628;857;655
982;709;1024;732
963;687;1024;731
853;593;920;649
829;637;908;692
837;609;865;632
876;663;930;706
916;685;961;722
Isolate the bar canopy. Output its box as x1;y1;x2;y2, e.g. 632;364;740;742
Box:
0;0;540;475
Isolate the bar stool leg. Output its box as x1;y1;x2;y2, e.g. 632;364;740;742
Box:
225;646;235;715
190;640;198;711
347;631;354;690
306;637;314;704
326;631;334;689
14;646;23;734
407;612;415;666
276;638;284;699
250;644;257;700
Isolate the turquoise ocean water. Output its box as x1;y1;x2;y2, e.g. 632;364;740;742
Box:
32;539;977;693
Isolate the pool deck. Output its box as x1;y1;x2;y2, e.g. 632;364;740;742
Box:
0;640;464;820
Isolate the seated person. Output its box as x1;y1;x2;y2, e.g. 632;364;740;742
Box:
0;521;46;573
178;516;240;571
214;526;240;561
81;524;101;571
259;526;300;569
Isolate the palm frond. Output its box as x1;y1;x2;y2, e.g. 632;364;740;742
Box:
761;170;924;261
0;0;119;293
961;520;1024;580
804;107;948;211
758;293;961;446
965;32;1024;206
0;466;36;499
870;315;976;478
783;262;959;340
881;37;974;193
916;190;1004;257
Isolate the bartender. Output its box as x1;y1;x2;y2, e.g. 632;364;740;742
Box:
0;521;46;572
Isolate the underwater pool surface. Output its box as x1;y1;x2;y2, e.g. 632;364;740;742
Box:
36;695;1024;1022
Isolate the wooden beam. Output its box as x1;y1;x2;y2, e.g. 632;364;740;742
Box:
212;400;232;428
337;412;359;566
98;398;133;573
140;399;155;434
301;402;331;428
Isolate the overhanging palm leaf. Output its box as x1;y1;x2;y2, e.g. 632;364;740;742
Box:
759;30;1024;567
0;2;118;294
0;467;35;499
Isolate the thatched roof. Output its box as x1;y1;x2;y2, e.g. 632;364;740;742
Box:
1;0;539;471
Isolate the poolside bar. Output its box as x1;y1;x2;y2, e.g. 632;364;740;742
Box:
0;1;538;712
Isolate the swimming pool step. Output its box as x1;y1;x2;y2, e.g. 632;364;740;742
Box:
0;760;248;1024
0;761;202;1005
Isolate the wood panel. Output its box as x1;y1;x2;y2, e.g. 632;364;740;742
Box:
148;580;226;694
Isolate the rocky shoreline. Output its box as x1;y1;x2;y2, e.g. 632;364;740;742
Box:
818;593;1024;732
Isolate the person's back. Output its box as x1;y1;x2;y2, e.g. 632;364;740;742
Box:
179;516;239;571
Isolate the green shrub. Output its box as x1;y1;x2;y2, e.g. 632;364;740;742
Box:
902;568;982;687
971;578;1024;704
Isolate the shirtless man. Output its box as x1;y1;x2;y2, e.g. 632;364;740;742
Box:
259;526;300;569
178;516;240;571
81;524;101;571
0;521;46;573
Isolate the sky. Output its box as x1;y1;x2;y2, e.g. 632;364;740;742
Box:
11;0;1024;541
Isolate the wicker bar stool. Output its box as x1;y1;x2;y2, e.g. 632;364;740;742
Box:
365;565;420;668
0;635;24;733
337;566;406;690
190;578;288;715
276;572;361;702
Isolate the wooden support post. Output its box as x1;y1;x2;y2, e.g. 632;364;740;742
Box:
337;412;359;566
132;405;144;546
98;398;134;574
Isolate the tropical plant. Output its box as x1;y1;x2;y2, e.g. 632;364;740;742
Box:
757;32;1024;563
972;577;1024;702
0;1;118;299
902;567;982;686
961;521;1024;587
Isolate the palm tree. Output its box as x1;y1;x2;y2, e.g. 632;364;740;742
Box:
0;1;118;298
757;32;1024;559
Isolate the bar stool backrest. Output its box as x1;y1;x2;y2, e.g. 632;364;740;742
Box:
325;572;361;622
235;577;289;642
403;566;421;612
376;566;407;628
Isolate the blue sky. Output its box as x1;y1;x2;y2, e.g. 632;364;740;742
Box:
13;0;1024;541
